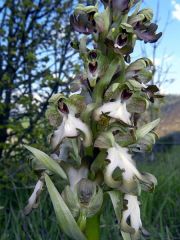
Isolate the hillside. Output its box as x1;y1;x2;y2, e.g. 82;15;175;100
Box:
156;95;180;137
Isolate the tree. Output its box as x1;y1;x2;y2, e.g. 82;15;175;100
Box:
0;0;80;160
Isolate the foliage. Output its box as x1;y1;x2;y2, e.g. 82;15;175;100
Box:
0;0;80;161
1;147;180;239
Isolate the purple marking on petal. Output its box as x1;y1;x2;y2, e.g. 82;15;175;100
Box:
58;99;69;114
121;89;133;100
89;62;98;73
116;34;128;48
88;51;97;60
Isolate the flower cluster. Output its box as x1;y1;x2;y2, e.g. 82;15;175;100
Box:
24;1;162;240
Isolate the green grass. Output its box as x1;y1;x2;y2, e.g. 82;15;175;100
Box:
0;146;180;240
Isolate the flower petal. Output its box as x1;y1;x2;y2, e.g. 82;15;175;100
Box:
24;179;44;215
94;101;131;125
66;166;88;190
104;144;141;191
121;194;142;239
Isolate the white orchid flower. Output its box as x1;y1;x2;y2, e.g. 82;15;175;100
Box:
50;99;92;151
24;179;44;215
66;166;88;190
93;100;131;125
104;143;141;192
121;194;142;239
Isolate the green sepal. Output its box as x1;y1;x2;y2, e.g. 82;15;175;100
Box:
104;83;120;100
138;8;153;22
126;58;153;72
136;118;160;139
93;57;119;104
24;145;67;180
45;174;87;240
125;79;142;91
138;172;157;192
69;139;82;167
121;23;133;33
131;131;158;152
114;129;137;147
45;104;62;127
128;14;144;25
62;185;80;218
94;7;110;35
127;96;149;113
94;131;115;149
74;4;98;15
48;93;66;104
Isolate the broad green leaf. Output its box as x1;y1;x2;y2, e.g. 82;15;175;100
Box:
24;145;67;180
136;119;160;139
45;174;87;240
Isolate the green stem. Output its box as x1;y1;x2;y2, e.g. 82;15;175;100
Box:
85;215;100;240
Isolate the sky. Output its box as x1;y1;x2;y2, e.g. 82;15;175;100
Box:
136;0;180;94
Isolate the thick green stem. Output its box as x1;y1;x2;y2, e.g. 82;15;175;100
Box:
85;215;100;240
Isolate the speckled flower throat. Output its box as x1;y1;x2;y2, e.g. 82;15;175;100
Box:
24;1;162;239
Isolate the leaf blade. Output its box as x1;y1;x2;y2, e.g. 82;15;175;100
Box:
24;145;67;180
45;174;87;240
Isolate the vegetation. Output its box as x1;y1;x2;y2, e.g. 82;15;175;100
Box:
1;147;180;239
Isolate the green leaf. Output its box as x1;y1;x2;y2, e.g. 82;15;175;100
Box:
45;174;87;240
136;119;160;139
24;145;67;180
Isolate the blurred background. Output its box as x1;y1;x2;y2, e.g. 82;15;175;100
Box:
0;0;180;239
